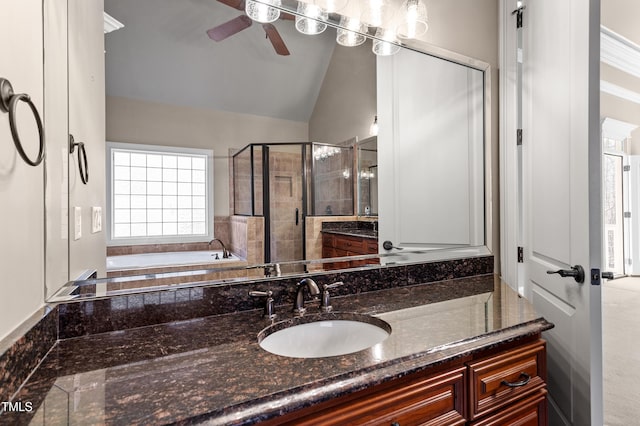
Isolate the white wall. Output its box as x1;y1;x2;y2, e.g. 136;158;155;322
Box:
0;0;46;340
106;96;309;216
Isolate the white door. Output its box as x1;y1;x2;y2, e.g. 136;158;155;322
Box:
520;0;602;425
376;46;486;257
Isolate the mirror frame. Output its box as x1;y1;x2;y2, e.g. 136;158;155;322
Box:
47;0;492;302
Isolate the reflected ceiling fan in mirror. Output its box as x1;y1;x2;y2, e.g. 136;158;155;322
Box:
206;0;293;56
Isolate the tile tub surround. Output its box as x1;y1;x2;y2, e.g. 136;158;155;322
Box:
0;306;57;405
4;276;552;425
58;255;493;338
106;216;233;257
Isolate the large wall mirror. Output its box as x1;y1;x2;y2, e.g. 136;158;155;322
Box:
47;0;491;301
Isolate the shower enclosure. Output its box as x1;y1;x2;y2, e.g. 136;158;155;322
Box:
232;142;353;270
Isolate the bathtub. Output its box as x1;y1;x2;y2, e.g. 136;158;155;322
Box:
106;250;238;272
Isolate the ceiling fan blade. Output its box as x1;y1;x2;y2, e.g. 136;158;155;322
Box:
216;0;245;11
262;23;290;56
280;12;295;20
207;15;253;42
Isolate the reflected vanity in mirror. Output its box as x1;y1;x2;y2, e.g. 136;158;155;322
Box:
47;0;491;301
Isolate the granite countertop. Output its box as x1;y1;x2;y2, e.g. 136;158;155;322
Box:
320;228;379;239
6;275;552;426
320;221;378;240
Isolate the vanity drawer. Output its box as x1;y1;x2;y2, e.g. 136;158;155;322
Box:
272;366;467;426
469;389;547;426
467;340;546;420
334;235;366;253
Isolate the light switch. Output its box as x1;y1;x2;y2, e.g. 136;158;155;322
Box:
74;207;82;240
92;207;102;233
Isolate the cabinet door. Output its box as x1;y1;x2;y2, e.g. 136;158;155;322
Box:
469;390;547;426
270;367;467;426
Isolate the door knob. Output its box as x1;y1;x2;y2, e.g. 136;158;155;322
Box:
382;240;403;251
547;265;585;284
601;271;614;280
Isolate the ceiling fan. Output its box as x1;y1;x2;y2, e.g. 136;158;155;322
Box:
206;0;293;56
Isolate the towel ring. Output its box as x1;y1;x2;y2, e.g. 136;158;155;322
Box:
69;134;89;184
0;78;45;167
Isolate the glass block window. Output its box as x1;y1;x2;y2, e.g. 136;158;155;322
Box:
107;142;213;244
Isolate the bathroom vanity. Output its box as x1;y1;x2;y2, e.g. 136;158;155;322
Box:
321;221;379;269
4;272;552;425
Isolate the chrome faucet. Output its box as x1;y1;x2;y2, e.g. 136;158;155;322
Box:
294;278;320;315
208;238;230;258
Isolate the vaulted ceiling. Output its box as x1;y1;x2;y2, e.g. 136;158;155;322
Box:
105;0;337;122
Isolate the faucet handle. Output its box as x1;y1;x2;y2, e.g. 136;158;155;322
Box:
323;281;344;290
320;281;344;313
249;290;276;320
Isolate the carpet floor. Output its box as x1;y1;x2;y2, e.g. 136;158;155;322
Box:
603;276;640;425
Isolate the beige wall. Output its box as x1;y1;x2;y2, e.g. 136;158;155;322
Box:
68;0;106;281
106;96;309;216
0;0;46;340
309;42;377;144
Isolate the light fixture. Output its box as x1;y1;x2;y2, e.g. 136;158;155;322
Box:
362;0;388;27
372;28;400;56
336;17;367;47
369;115;379;136
396;0;428;39
295;3;328;35
359;169;375;179
315;0;349;14
313;145;341;161
245;0;281;24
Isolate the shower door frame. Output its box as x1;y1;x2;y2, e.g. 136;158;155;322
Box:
261;143;309;264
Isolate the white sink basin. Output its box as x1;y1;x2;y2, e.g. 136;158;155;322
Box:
258;313;391;358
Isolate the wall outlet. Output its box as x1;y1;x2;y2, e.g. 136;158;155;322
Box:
74;207;82;240
92;207;102;233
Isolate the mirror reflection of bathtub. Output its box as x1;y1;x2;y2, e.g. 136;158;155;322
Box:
106;250;246;278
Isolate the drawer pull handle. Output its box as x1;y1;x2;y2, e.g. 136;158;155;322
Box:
501;372;531;388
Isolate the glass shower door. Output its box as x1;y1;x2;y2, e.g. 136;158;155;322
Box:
265;144;306;273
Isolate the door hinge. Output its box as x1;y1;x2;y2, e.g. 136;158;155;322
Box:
512;4;525;29
517;129;523;146
625;211;632;218
628;258;633;266
624;165;631;172
517;246;524;263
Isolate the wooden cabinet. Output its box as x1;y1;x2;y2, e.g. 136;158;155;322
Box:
263;338;548;426
322;233;378;270
263;367;467;426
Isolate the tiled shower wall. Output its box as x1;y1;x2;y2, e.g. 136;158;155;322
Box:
230;215;264;267
269;152;304;270
313;148;354;216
